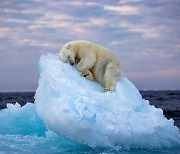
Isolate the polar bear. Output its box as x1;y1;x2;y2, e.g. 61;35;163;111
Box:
59;40;122;92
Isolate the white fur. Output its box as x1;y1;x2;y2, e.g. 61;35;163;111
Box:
59;40;122;92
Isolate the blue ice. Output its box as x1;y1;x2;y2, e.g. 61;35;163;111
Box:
0;53;180;153
35;54;180;149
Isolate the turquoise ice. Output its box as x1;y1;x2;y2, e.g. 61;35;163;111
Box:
0;103;93;153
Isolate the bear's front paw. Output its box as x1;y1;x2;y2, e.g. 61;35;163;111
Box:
80;70;90;77
80;70;94;80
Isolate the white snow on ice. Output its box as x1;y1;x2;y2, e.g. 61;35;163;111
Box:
35;53;180;149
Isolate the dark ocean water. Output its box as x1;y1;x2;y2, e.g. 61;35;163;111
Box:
0;91;180;153
0;91;180;128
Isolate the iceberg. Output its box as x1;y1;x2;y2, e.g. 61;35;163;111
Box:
34;53;180;149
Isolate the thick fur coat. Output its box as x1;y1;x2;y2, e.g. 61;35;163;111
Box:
59;40;122;92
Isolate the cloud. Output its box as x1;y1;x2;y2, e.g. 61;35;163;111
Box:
104;5;140;15
14;38;56;47
126;67;180;79
0;0;180;90
61;1;99;6
0;27;11;38
119;0;143;4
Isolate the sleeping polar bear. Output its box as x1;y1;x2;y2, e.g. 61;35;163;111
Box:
59;40;122;92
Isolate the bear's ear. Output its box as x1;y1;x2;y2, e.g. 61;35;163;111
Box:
66;43;71;49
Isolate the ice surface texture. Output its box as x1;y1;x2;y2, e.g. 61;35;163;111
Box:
35;53;180;149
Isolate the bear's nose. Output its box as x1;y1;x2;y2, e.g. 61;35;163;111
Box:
70;62;74;66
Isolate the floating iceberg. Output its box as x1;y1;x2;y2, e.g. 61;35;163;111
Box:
35;53;180;149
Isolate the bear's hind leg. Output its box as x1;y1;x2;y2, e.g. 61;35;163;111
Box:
103;62;118;92
103;71;116;92
104;79;116;92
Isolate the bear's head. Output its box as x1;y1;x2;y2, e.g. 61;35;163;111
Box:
59;43;75;66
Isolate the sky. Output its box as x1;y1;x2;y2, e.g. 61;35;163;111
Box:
0;0;180;91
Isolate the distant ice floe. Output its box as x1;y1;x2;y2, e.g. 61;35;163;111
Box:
35;53;180;149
